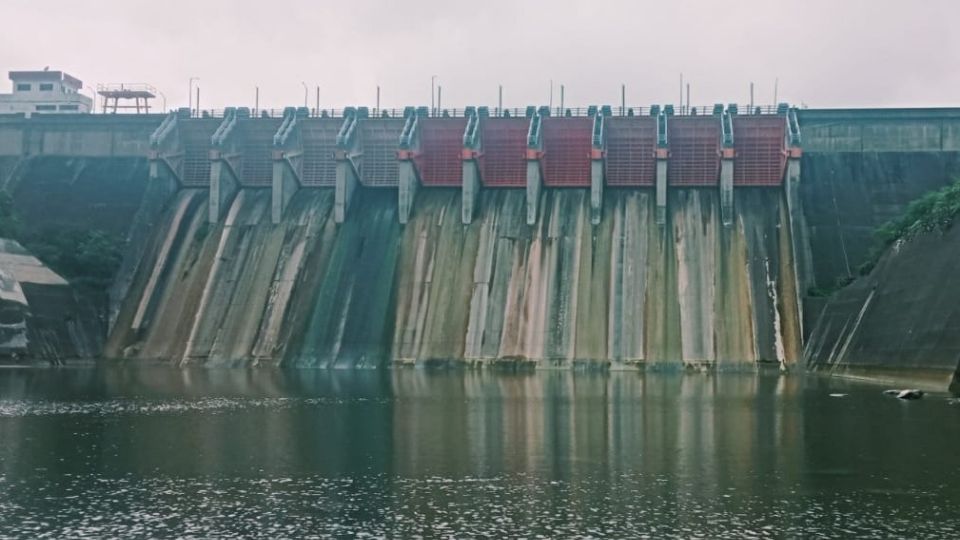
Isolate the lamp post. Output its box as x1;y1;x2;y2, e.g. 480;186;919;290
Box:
301;81;308;110
431;75;437;116
188;77;199;115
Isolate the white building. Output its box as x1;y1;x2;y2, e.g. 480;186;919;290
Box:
0;70;93;115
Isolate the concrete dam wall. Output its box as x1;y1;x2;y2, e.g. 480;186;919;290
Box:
3;106;960;379
0;155;152;359
795;109;960;387
804;223;960;390
105;187;800;367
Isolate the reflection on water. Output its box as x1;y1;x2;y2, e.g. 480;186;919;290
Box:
0;368;958;538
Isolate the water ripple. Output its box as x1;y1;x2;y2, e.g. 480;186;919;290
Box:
0;473;956;539
0;397;385;417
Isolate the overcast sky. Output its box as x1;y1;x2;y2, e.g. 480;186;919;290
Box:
2;0;958;111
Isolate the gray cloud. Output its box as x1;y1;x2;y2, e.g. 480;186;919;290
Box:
2;0;957;110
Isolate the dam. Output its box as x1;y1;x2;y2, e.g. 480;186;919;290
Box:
2;104;960;385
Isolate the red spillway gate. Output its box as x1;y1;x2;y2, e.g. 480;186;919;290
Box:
604;116;657;186
479;117;528;187
180;118;220;187
667;116;721;186
358;119;405;187
542;117;592;187
417;117;468;186
300;118;341;187
733;116;787;186
239;118;284;187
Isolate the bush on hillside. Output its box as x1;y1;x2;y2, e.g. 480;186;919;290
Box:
0;192;20;238
859;179;960;276
0;192;123;288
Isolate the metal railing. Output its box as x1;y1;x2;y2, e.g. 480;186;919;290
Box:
118;103;794;119
96;83;158;95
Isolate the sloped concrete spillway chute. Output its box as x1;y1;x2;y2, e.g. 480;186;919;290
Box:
390;188;800;366
108;186;801;367
291;190;401;368
107;188;338;364
14;105;960;383
804;223;960;390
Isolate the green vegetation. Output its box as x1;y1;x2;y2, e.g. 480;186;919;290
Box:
0;191;123;288
806;179;960;297
858;179;960;276
24;228;124;287
0;192;20;238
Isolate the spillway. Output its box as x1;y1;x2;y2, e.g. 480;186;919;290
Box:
106;185;800;367
10;105;960;384
107;188;337;364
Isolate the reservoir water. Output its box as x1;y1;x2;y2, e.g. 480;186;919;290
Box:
0;367;958;538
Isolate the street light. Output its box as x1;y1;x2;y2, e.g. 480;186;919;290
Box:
301;81;308;109
431;75;437;116
188;77;199;114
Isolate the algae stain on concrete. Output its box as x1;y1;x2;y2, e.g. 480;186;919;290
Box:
109;184;801;367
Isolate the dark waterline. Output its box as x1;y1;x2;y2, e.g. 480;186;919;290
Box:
0;367;958;538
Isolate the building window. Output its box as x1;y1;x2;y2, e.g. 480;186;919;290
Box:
35;105;56;111
58;104;79;111
39;83;54;91
16;83;31;91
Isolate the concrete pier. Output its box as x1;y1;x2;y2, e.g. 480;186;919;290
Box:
589;111;606;225
334;111;361;223
655;112;669;226
208;110;242;223
271;156;299;224
461;110;483;224
271;110;305;224
590;157;604;225
398;159;418;225
719;158;734;226
397;110;421;225
462;155;481;224
335;156;359;224
655;151;668;226
209;153;240;223
525;113;543;226
720;111;735;226
526;157;542;226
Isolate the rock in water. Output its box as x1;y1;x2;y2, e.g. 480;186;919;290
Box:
884;389;925;400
